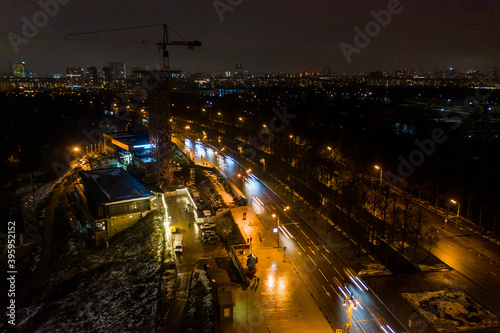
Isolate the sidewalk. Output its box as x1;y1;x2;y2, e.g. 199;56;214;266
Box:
223;206;334;333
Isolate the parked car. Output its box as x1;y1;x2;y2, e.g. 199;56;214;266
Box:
200;223;215;230
171;226;177;233
204;235;220;244
202;230;216;240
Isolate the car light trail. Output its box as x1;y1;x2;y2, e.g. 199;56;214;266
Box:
254;196;264;206
280;225;294;239
278;226;290;239
386;325;395;333
356;276;369;291
339;286;348;298
349;276;364;292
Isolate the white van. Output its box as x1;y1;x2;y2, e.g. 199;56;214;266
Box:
174;234;183;253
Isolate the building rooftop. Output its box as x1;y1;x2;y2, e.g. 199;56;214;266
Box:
80;168;154;205
103;131;150;151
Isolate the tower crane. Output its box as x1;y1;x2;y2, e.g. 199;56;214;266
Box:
68;24;201;188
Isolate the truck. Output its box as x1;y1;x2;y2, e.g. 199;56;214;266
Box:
174;234;183;253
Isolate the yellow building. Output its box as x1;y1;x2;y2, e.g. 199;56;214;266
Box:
76;168;154;246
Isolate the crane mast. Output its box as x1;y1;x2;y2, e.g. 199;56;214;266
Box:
69;24;201;188
151;24;201;188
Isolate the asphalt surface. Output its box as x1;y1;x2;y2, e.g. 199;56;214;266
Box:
185;138;407;333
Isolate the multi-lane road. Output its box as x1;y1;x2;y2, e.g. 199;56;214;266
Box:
184;137;407;333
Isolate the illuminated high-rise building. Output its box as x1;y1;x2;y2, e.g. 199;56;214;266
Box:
86;67;99;87
108;61;127;79
66;67;84;88
102;67;112;88
13;62;26;78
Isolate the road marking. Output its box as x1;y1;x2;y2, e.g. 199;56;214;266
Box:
312;243;320;251
468;257;475;262
318;268;328;282
321;252;332;265
300;229;310;239
322;245;330;253
334;277;342;287
329;283;339;296
297;242;306;252
297;251;302;256
322;284;331;297
333;266;342;278
307;253;317;266
492;272;497;276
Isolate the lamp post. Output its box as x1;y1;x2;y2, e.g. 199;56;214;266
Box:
374;165;382;186
272;213;279;249
343;294;359;333
327;146;333;159
451;199;460;229
272;206;289;250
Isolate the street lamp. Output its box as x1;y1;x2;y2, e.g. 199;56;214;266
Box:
374;165;382;186
327;146;333;159
272;213;279;249
343;294;360;333
451;199;460;229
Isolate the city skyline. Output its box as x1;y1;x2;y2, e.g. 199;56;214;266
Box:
1;0;499;76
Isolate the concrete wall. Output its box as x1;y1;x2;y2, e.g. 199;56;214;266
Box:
108;211;148;237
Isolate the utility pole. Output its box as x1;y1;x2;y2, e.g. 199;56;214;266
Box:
343;294;359;333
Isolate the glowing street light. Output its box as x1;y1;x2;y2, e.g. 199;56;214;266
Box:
451;199;460;229
343;294;360;333
374;165;382;186
185;125;190;130
327;146;333;159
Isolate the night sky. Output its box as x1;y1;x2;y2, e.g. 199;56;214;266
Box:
0;0;499;76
